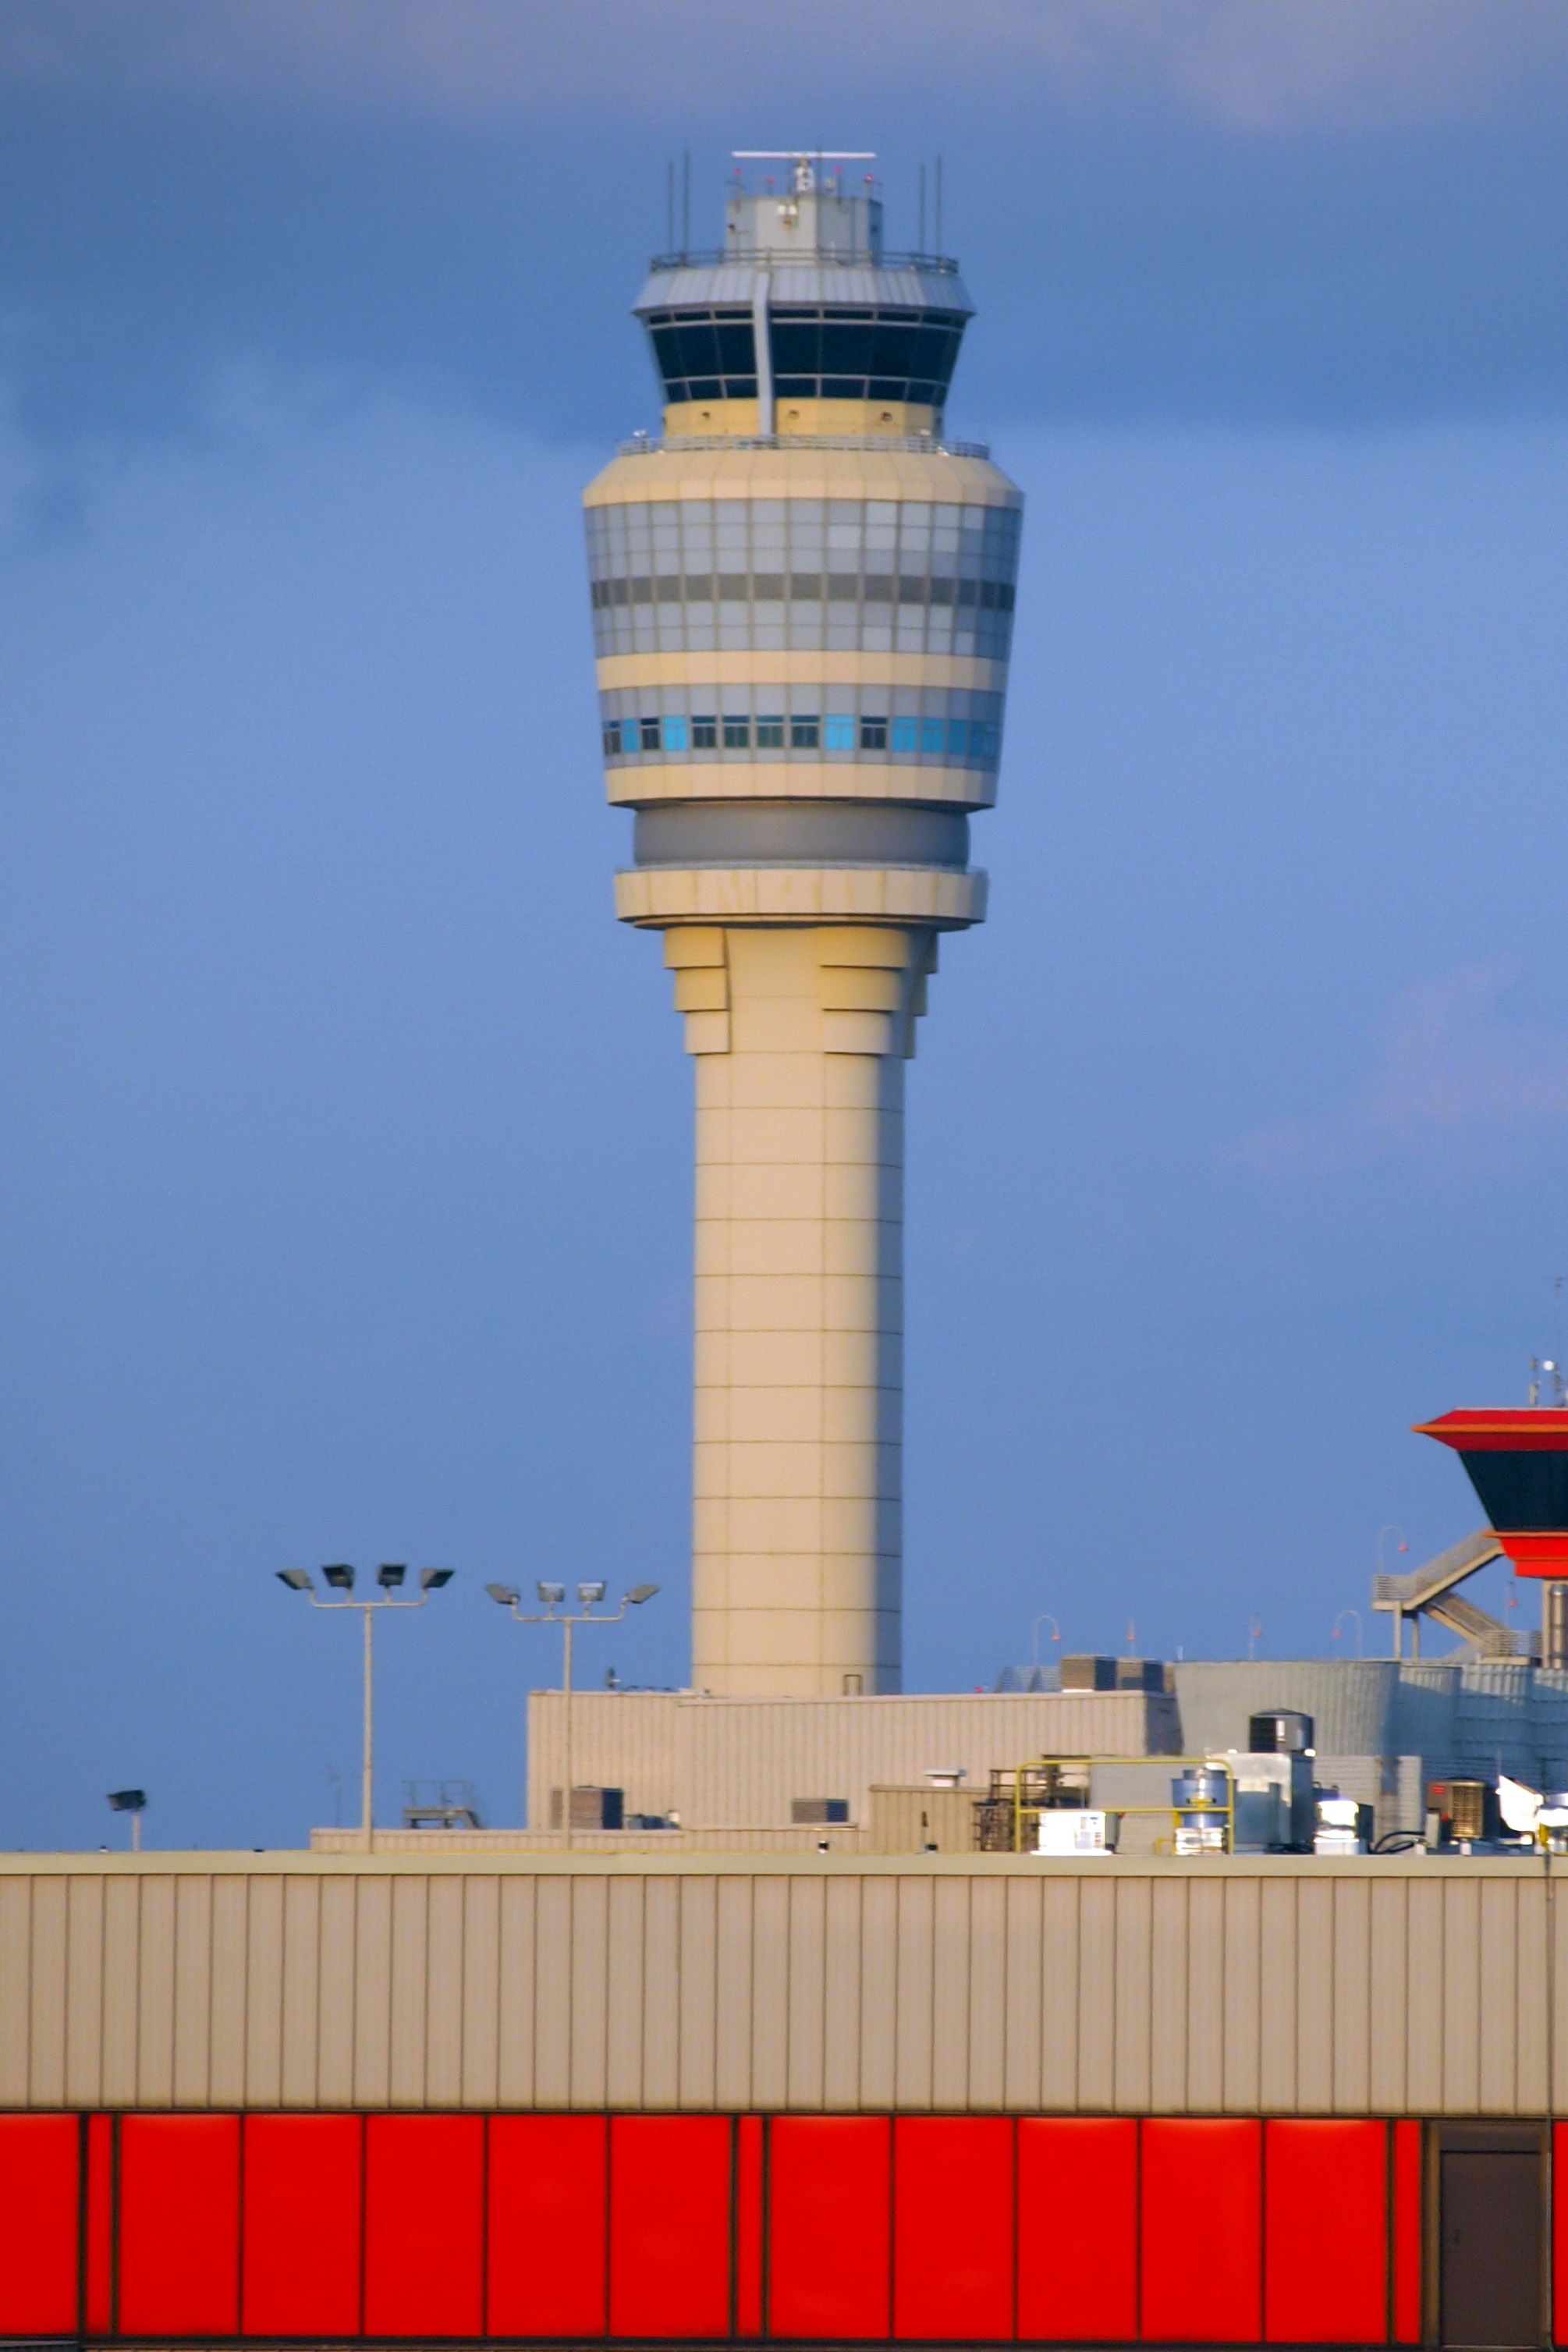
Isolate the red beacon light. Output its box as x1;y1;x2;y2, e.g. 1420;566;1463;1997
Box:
1414;1407;1568;1576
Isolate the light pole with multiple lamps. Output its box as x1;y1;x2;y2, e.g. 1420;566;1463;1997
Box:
485;1580;659;1845
277;1563;454;1854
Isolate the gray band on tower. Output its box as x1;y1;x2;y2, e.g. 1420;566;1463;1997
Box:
633;801;970;871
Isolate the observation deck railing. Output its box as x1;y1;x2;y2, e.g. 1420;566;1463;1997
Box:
618;431;992;460
649;247;961;275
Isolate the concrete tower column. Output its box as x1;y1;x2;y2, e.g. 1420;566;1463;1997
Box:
584;151;1021;1695
688;922;917;1694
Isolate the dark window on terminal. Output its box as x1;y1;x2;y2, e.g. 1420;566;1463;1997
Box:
722;716;751;750
755;715;785;748
791;715;820;750
693;715;717;749
860;715;888;750
639;716;662;752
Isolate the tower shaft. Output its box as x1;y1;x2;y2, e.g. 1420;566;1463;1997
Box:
688;923;917;1694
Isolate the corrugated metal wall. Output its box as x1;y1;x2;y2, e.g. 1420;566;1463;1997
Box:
526;1690;1180;1829
1173;1661;1398;1758
0;1854;1562;2118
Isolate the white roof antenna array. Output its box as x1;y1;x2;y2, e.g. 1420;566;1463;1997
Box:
733;150;876;196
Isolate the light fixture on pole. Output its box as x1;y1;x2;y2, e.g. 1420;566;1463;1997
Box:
1030;1612;1061;1672
107;1789;147;1854
486;1580;660;1846
276;1563;455;1854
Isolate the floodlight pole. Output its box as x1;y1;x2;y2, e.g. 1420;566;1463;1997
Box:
363;1606;374;1859
279;1572;452;1854
488;1588;658;1850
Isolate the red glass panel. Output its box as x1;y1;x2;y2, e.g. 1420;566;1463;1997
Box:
118;2115;241;2337
608;2116;732;2340
488;2114;608;2339
363;2114;484;2339
0;2114;78;2335
1141;2118;1261;2343
894;2116;1013;2341
1018;2117;1137;2343
769;2116;892;2342
1265;2120;1386;2343
242;2115;362;2337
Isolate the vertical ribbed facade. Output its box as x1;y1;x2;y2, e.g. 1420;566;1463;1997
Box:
583;158;1023;1694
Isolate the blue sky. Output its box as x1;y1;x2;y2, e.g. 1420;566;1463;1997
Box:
4;2;1568;1847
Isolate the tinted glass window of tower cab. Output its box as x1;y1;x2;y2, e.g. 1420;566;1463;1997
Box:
641;307;968;410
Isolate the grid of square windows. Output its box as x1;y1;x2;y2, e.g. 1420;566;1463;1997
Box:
598;684;1005;770
584;497;1020;663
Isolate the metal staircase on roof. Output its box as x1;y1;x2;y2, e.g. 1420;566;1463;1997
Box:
1371;1528;1524;1658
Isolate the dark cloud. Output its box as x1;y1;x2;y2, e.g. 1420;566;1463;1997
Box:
0;18;1566;460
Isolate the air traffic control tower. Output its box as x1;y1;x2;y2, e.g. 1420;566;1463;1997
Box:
582;155;1023;1697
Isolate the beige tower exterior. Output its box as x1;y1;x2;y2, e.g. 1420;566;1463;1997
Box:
584;158;1021;1696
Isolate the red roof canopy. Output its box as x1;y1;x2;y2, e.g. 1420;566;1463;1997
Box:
1414;1409;1568;1453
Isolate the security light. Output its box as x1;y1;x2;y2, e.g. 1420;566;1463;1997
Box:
579;1580;607;1606
323;1563;355;1591
377;1563;406;1591
537;1581;566;1606
626;1584;660;1606
277;1568;314;1592
486;1582;520;1606
420;1567;454;1591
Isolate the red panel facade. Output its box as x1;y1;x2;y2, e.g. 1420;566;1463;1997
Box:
0;2114;78;2336
736;2113;764;2339
242;2114;363;2338
894;2116;1014;2342
1265;2120;1386;2344
1141;2118;1262;2344
608;2116;732;2341
1018;2117;1138;2343
769;2116;892;2342
85;2112;114;2338
117;2114;241;2339
364;2114;485;2340
1393;2120;1422;2344
488;2114;607;2340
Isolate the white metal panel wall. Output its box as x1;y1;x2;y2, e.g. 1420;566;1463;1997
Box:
0;1854;1560;2118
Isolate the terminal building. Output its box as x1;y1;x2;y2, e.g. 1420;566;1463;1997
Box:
3;156;1567;2352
